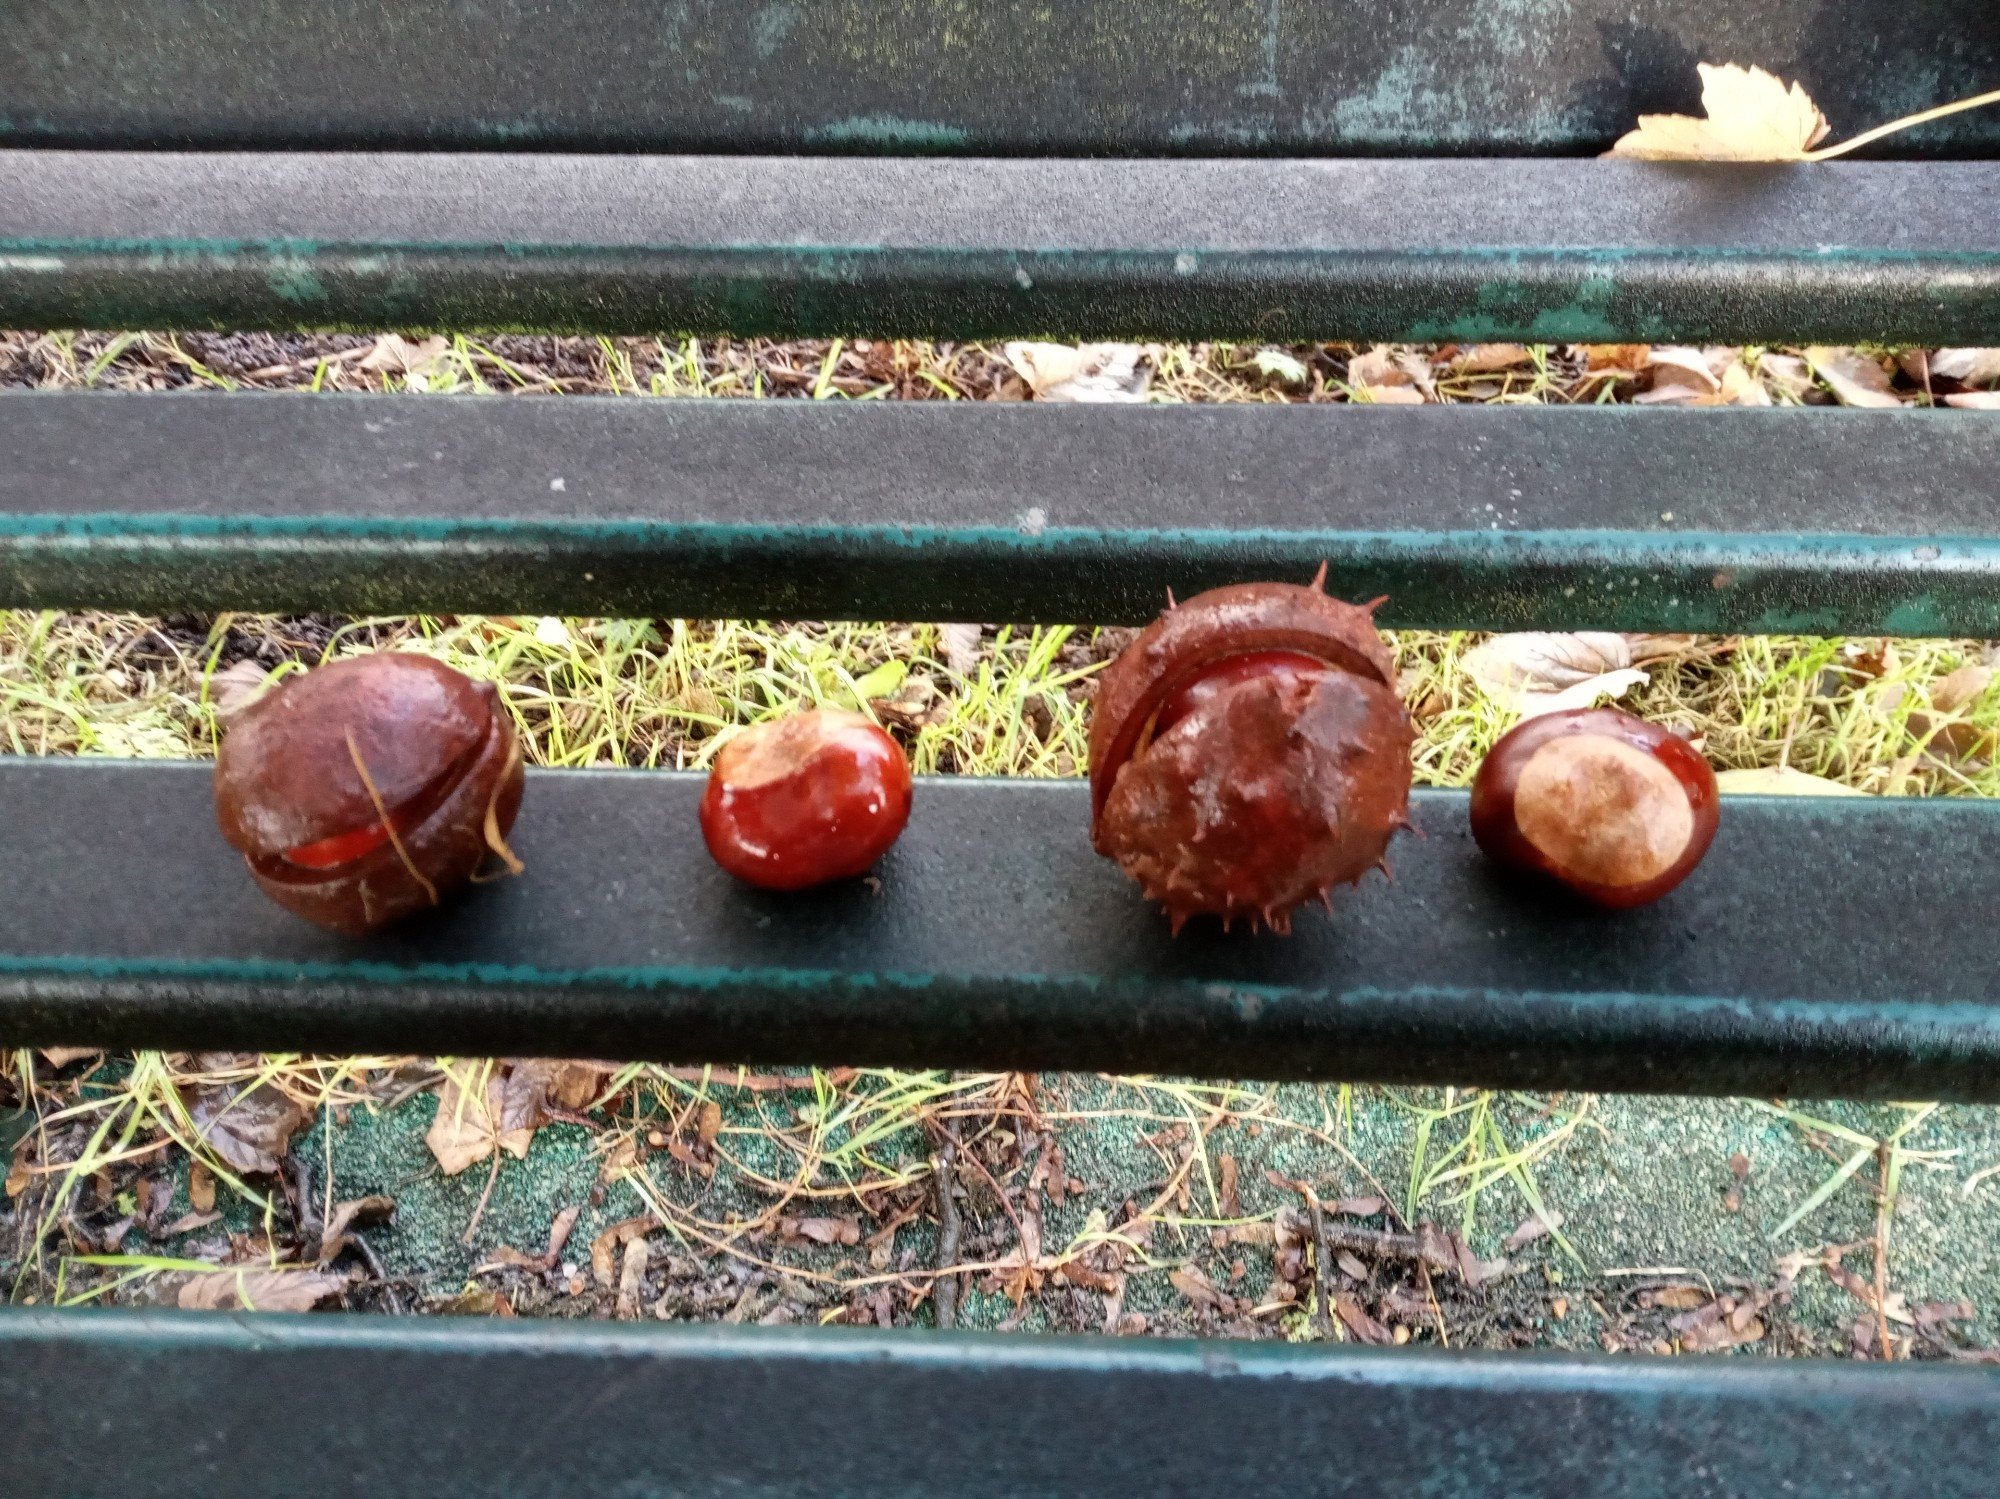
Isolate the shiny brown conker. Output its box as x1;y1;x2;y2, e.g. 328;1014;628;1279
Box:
1087;571;1415;933
700;709;913;891
1469;706;1718;908
214;654;525;935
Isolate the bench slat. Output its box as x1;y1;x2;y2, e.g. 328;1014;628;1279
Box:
6;394;1999;635
5;0;1996;157
5;153;1998;342
4;759;1998;1099
5;1310;1998;1499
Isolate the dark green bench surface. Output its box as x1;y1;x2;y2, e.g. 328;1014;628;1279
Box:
5;1312;2000;1499
5;151;1998;341
5;758;2000;1100
4;0;1996;157
5;393;1999;634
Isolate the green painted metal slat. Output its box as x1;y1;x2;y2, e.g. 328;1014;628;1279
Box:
6;759;2000;1099
4;0;1996;157
5;394;1998;635
5;1310;1999;1499
5;154;1998;341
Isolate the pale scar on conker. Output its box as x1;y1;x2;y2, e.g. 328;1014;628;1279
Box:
1470;706;1718;909
1086;568;1415;934
213;654;525;935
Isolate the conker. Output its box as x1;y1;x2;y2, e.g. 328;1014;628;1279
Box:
214;654;525;935
700;709;913;891
1087;571;1415;933
1469;707;1718;908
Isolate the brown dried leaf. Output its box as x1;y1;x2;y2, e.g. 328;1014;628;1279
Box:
1450;343;1532;375
188;1160;216;1214
1580;344;1651;374
1503;1210;1565;1251
591;1216;654;1288
319;1194;395;1262
1804;348;1906;409
1333;1290;1394;1345
1169;1264;1235;1313
696;1100;723;1146
188;1076;308;1176
177;1268;348;1312
425;1072;533;1177
782;1215;862;1247
1333;1195;1386;1218
1352;383;1425;405
3;1156;29;1200
1607;63;1829;161
1931;665;1994;715
1914;1299;1977;1330
1216;1154;1241;1219
159;1210;223;1236
1641;1283;1711;1311
38;1047;100;1069
614;1236;650;1320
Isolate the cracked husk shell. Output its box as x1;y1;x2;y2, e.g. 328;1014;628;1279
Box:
1089;580;1413;932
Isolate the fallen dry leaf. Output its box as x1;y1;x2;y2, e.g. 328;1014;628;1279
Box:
1169;1264;1235;1313
497;1058;608;1134
38;1047;99;1069
615;1236;650;1320
158;1210;222;1236
208;660;277;723
1580;344;1651;375
1216;1154;1241;1219
1003;342;1151;403
1462;632;1689;718
1449;343;1532;375
1930;349;2000;386
1804;348;1906;409
1713;766;1866;796
1640;1283;1711;1311
188;1160;216;1214
781;1215;862;1247
357;333;450;377
319;1194;395;1262
1931;665;1994;715
1944;391;2000;410
1608;63;1829;161
187;1073;308;1176
1333;1195;1386;1218
1345;345;1410;388
177;1268;348;1312
1333;1291;1394;1345
5;1152;33;1199
1758;352;1816;401
591;1216;654;1288
1503;1210;1566;1251
1351;383;1425;405
939;622;983;678
425;1071;534;1177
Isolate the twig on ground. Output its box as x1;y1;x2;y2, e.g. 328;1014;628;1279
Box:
933;1127;963;1330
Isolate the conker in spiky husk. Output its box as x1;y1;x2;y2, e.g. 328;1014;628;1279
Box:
1470;706;1717;908
1087;573;1415;933
214;654;525;935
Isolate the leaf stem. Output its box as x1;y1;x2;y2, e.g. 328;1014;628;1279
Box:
1807;87;2000;161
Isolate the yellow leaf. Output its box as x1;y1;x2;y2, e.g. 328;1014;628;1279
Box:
1608;63;1829;161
